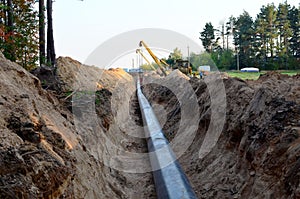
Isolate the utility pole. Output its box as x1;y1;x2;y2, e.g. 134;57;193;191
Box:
139;53;143;68
132;58;134;68
187;45;190;68
236;47;239;71
136;54;139;68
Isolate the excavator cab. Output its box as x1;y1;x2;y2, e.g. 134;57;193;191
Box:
170;59;192;76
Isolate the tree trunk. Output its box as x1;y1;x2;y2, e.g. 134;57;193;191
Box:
39;0;46;65
226;35;229;50
222;24;225;50
7;0;13;30
47;0;55;66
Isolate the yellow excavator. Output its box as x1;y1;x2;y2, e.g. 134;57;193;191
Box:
136;49;160;73
139;40;168;76
139;40;192;76
170;59;193;76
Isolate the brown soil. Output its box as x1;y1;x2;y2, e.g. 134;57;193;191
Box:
0;55;155;199
142;70;300;199
0;53;299;199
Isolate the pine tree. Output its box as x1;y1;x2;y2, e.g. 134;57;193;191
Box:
200;22;215;53
225;16;236;50
266;4;278;61
234;11;255;68
46;0;55;67
277;1;292;69
39;0;45;65
288;5;300;60
200;2;299;70
255;5;270;68
253;4;278;69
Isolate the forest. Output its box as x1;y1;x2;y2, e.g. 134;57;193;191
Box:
199;1;300;70
0;0;54;70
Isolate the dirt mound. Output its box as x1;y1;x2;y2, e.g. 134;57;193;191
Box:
253;71;300;104
167;69;190;80
55;57;155;198
1;50;299;199
142;72;300;198
56;57;132;92
0;53;78;198
0;54;155;198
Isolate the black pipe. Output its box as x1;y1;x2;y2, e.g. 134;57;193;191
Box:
136;80;198;199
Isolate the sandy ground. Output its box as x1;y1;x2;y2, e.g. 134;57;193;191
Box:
0;55;155;198
0;54;299;199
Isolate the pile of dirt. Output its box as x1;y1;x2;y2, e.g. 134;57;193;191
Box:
0;54;155;198
55;57;155;198
1;50;299;199
142;70;300;198
0;53;78;198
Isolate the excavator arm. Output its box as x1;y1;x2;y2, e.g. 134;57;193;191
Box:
139;40;168;76
136;49;156;71
136;49;165;76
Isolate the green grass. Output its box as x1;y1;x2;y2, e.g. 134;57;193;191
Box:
226;70;299;80
226;71;263;80
278;70;300;76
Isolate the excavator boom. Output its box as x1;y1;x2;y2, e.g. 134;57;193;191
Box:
136;49;157;72
139;40;168;76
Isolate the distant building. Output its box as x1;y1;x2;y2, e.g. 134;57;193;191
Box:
128;68;143;73
240;67;259;72
198;65;211;72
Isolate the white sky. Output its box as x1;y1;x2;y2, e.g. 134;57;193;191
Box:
53;0;299;67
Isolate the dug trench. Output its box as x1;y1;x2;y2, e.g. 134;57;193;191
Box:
142;70;300;198
0;54;299;199
0;55;155;199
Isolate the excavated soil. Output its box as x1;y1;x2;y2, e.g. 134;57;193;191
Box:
0;55;155;199
142;70;300;199
0;52;299;199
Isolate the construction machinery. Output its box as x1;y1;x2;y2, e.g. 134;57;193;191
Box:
136;49;162;75
139;40;168;76
139;40;193;76
169;59;193;76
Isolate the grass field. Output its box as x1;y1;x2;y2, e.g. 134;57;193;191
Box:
279;70;300;76
226;70;299;80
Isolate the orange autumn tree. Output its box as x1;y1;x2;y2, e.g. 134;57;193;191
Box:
0;0;39;70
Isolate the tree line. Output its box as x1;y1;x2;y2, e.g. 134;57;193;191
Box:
0;1;298;71
0;0;55;70
199;1;300;70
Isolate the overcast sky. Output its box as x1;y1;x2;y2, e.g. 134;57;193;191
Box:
53;0;299;67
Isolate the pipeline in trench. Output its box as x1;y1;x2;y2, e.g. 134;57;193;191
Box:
136;76;197;199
